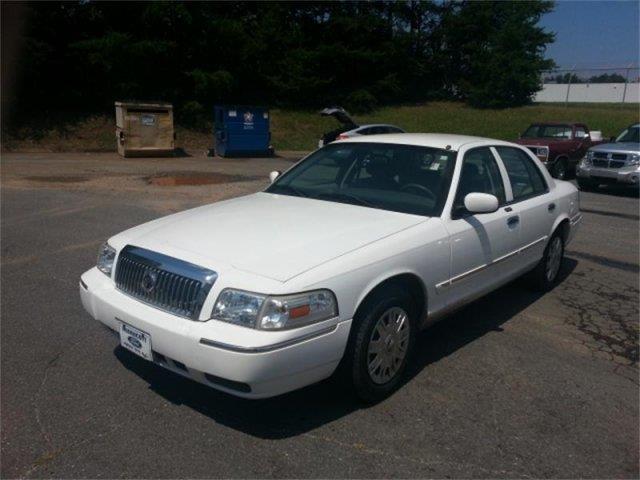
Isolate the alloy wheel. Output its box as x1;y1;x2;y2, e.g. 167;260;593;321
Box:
367;307;410;384
546;236;563;282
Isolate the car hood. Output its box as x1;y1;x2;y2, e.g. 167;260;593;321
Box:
112;192;427;282
589;142;640;154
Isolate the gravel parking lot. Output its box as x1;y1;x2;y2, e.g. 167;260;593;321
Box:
1;152;638;478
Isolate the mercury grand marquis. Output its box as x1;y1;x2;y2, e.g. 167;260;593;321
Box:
80;134;582;402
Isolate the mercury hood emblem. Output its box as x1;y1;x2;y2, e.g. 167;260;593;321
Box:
141;269;158;294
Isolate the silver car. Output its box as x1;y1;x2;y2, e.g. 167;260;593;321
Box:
576;123;640;190
318;107;405;148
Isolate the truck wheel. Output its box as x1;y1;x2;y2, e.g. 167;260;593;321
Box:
552;159;567;180
343;285;416;403
530;231;565;292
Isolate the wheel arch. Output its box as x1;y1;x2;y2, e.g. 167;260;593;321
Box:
550;215;571;244
353;272;428;329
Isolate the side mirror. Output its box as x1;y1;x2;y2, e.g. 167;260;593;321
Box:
464;193;499;214
269;170;281;183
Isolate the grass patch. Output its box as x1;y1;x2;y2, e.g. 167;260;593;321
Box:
3;102;638;153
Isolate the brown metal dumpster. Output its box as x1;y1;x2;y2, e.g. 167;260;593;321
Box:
115;102;175;157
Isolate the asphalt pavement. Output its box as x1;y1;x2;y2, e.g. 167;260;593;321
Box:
1;153;638;478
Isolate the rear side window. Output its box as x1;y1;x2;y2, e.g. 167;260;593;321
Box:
453;147;506;214
496;147;548;200
522;125;572;139
575;126;588;139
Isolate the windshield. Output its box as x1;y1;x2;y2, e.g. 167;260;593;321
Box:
266;143;457;216
616;125;640;143
522;125;572;139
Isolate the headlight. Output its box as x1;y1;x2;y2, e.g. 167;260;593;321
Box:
212;288;338;330
629;153;639;166
538;146;549;157
587;151;595;160
97;242;116;276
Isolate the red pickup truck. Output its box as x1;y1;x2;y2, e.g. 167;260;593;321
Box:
514;123;604;180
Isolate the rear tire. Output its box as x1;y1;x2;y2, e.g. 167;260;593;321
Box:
530;231;565;292
552;158;567;180
342;285;416;403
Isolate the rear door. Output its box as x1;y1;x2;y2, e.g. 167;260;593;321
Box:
441;147;521;308
494;146;555;270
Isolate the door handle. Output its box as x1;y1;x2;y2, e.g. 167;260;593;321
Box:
507;215;520;228
548;203;556;212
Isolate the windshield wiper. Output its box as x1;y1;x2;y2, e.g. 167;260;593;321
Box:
315;191;379;209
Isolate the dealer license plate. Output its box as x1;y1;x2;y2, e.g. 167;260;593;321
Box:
119;323;152;361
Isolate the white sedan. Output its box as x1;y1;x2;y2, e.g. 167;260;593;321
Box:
80;134;582;402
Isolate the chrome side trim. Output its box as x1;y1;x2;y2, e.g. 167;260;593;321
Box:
199;325;338;353
570;213;582;226
436;236;548;292
450;262;488;285
519;236;548;253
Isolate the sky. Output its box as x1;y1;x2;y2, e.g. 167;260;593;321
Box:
540;0;639;71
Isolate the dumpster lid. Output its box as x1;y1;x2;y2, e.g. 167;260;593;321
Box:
320;107;357;128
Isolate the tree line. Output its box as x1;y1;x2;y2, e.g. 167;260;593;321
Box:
8;0;555;127
546;72;630;84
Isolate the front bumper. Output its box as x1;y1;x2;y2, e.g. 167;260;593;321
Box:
576;164;640;186
80;267;351;398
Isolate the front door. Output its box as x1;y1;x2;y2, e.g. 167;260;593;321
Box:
441;147;521;309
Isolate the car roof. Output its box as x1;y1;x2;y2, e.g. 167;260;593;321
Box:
355;124;403;129
339;133;515;150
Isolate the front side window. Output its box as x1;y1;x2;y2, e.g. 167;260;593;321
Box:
496;147;548;201
522;125;572;139
266;143;457;216
453;147;505;215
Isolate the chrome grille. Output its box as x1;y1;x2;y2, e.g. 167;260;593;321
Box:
610;160;626;168
593;159;608;168
593;152;608;159
115;245;217;320
612;153;627;161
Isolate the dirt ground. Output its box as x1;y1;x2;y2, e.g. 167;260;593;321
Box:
0;150;304;213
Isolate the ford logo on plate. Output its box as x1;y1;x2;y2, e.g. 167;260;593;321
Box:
141;269;158;294
128;336;142;349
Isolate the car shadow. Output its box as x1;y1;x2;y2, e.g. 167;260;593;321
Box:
115;259;577;439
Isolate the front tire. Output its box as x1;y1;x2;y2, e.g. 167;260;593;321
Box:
344;286;416;403
530;232;565;292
